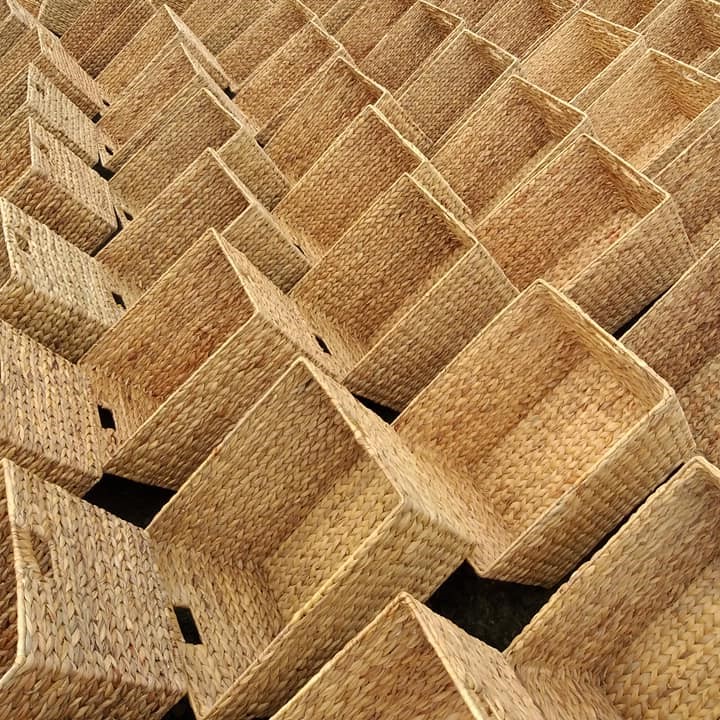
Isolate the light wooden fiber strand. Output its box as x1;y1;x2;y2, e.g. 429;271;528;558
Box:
394;281;694;586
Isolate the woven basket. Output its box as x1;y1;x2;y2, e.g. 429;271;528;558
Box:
0;118;116;252
37;0;89;33
430;75;589;223
522;10;646;109
439;0;504;26
0;322;104;494
217;0;315;85
321;0;365;34
359;1;463;93
147;359;473;720
97;149;254;290
0;0;37;59
397;29;518;146
182;0;271;54
108;88;244;216
0;199;140;360
583;0;675;29
656;114;720;254
587;49;720;176
81;231;338;489
221;203;310;292
291;173;479;367
644;0;720;76
394;281;694;586
476;0;577;58
475;133;694;333
234;21;343;129
0;64;106;166
0;25;110;117
334;0;415;60
507;456;720;719
624;243;720;465
273;593;543;720
273;106;425;262
0;459;186;718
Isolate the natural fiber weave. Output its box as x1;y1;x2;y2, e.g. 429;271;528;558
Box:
0;0;37;59
147;359;473;719
81;231;338;488
439;0;503;26
587;49;720;176
0;322;102;494
273;593;543;720
656;114;720;254
397;29;518;145
394;281;694;586
0;199;139;360
218;0;315;86
273;106;424;261
644;0;720;75
98;149;253;290
475;133;694;333
321;0;364;34
624;243;720;465
234;21;343;129
522;10;646;109
507;456;720;720
583;0;675;29
430;75;589;222
359;1;463;93
0;25;110;117
108;88;243;216
0;459;186;719
182;0;269;53
0;64;105;165
37;0;89;33
59;0;135;58
476;0;577;58
0;118;116;252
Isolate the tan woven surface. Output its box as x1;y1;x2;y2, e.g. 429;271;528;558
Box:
507;457;720;720
394;281;694;585
583;0;676;29
335;0;414;60
0;459;185;718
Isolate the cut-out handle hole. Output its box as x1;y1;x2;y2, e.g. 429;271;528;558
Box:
174;606;202;645
292;243;305;256
91;112;101;123
314;334;331;354
111;291;126;309
14;230;30;253
102;99;111;107
104;145;114;156
28;530;53;576
98;405;116;429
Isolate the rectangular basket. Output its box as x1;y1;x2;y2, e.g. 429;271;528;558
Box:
393;281;694;586
476;0;577;58
359;1;463;93
583;0;675;29
397;29;518;146
0;322;103;494
234;21;343;129
80;231;339;489
475;133;694;333
0;118;117;252
0;25;110;116
272;594;543;720
655;114;720;254
430;75;589;223
108;88;244;216
0;63;105;165
273;105;425;262
217;0;314;85
644;0;720;76
146;359;474;719
0;199;140;360
507;457;720;720
97;148;254;290
522;10;646;109
623;243;720;465
0;459;186;718
587;49;720;176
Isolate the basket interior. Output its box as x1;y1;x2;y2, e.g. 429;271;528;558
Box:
523;12;637;102
584;0;665;28
0;120;31;192
0;480;17;681
480;136;660;290
432;77;583;221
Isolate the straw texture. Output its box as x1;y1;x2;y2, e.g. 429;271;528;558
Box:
583;0;676;29
147;359;473;719
394;281;694;586
0;459;186;719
